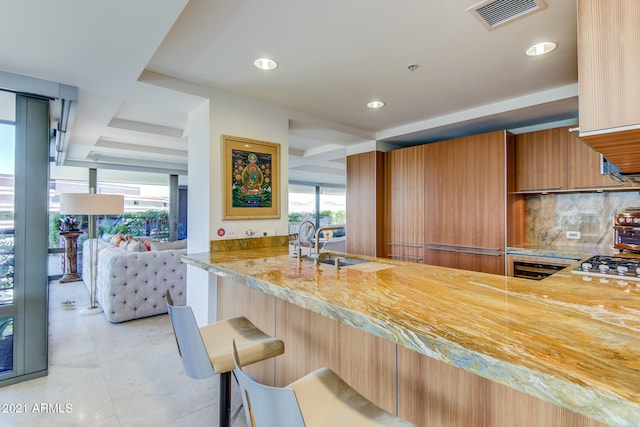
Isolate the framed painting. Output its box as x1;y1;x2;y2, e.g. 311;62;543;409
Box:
222;135;280;220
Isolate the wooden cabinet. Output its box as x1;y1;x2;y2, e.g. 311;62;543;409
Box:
567;130;628;190
515;127;567;192
578;0;640;173
385;145;426;263
346;151;385;256
425;130;510;275
515;126;630;192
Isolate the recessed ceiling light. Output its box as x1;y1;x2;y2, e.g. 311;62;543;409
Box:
367;100;385;109
525;41;557;57
253;58;278;70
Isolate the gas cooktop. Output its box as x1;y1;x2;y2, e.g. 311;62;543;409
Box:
570;255;640;282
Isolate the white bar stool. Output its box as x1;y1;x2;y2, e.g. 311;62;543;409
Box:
166;291;284;427
232;340;415;427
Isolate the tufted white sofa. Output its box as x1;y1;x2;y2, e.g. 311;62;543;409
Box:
82;238;187;323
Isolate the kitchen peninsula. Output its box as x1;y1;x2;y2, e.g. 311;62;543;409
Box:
183;239;639;427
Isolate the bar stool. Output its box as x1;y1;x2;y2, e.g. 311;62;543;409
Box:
232;340;415;427
166;291;284;427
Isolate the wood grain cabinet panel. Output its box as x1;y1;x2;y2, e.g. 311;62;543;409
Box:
217;277;278;384
578;0;640;133
425;250;505;276
514;126;630;192
567;130;628;190
397;346;608;427
515;127;567;192
346;152;385;256
274;299;397;415
578;0;640;172
425;131;508;274
385;145;426;263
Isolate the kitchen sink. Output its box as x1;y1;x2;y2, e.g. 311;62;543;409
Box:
303;253;369;267
318;256;369;267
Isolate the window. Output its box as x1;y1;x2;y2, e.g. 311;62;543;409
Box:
288;183;345;237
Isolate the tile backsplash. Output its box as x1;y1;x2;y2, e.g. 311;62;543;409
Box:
525;191;640;246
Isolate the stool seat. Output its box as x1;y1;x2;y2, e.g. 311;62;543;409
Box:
201;316;284;374
232;340;415;427
166;291;284;427
289;367;415;426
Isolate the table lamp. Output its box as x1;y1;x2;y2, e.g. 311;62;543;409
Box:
59;193;124;314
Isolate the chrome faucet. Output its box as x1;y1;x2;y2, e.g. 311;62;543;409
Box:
310;225;344;264
294;220;316;259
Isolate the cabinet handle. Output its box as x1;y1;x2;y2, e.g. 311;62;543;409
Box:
387;253;423;261
518;187;562;192
387;242;424;249
572;184;625;189
427;247;502;256
426;243;502;256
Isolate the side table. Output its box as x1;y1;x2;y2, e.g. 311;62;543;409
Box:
60;230;83;283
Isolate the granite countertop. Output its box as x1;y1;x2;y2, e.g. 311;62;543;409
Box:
183;247;640;426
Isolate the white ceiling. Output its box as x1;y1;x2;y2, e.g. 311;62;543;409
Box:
0;0;578;186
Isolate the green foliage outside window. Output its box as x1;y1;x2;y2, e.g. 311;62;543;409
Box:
49;210;170;247
0;235;13;291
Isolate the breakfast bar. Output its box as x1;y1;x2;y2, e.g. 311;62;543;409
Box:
183;242;640;427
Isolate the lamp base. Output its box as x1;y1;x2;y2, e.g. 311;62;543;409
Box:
79;306;103;316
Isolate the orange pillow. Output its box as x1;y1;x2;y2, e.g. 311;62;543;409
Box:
143;240;151;251
113;233;124;247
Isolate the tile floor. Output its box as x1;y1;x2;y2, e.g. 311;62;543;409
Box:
0;280;247;427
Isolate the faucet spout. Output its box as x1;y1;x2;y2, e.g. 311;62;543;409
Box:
312;225;344;263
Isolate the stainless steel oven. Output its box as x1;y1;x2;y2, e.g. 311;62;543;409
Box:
508;255;574;281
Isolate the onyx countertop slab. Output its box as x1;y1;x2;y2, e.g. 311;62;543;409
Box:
183;247;640;426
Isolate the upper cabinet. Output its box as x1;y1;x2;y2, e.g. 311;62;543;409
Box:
515;127;567;192
567;130;627;190
578;0;640;172
515;126;628;193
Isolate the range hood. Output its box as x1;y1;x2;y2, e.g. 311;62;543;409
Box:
600;155;640;184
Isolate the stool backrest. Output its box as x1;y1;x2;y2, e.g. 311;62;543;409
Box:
166;291;215;380
232;340;306;427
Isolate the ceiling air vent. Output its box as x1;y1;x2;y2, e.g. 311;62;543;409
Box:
468;0;547;30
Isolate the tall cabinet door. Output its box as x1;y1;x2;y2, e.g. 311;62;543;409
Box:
385;146;426;263
425;131;507;275
346;151;385;257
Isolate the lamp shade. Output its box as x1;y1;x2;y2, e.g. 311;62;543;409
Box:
59;193;124;215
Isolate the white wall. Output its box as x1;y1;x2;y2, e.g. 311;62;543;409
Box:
186;89;289;324
186;100;215;324
208;90;290;239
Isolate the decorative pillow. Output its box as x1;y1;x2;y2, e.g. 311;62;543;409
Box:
126;241;147;252
111;233;124;246
101;233;113;242
119;240;129;249
143;240;151;251
149;239;187;251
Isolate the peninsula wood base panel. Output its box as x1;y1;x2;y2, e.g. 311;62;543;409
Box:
397;346;608;427
274;299;397;415
217;277;608;426
217;277;278;384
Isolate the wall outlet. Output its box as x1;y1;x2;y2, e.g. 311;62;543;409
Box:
566;231;581;240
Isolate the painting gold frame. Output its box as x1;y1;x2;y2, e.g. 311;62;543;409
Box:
222;135;280;220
